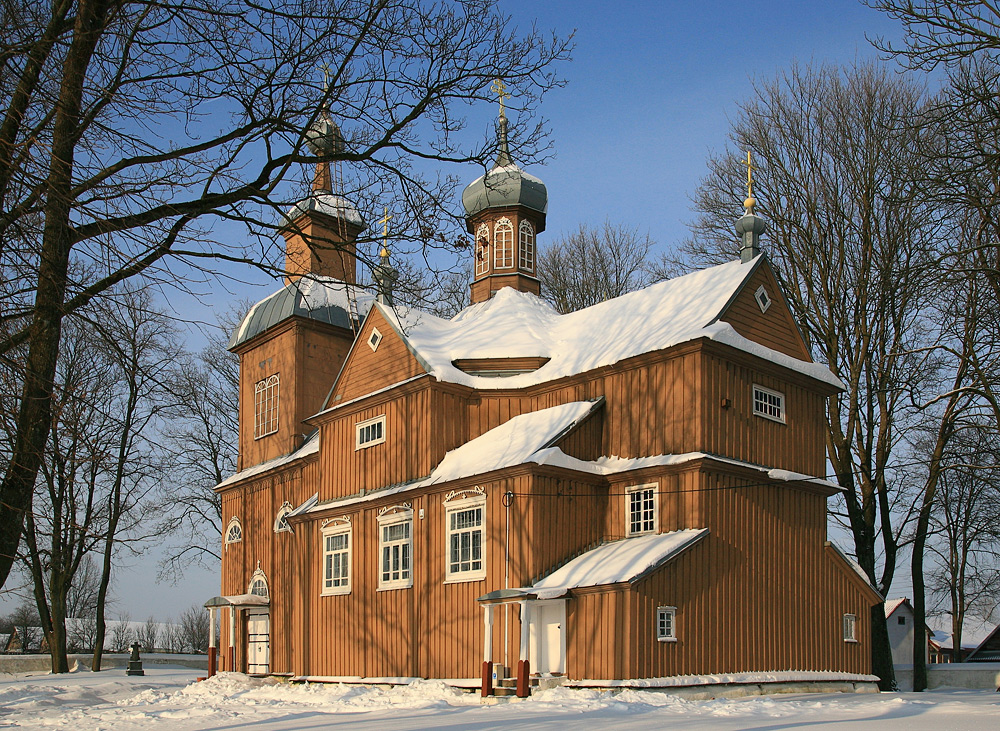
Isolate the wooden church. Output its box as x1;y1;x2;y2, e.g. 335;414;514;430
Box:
206;97;882;695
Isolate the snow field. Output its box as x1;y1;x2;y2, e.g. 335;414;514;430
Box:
0;666;997;730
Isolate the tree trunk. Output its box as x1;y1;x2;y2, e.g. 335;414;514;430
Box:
870;607;896;691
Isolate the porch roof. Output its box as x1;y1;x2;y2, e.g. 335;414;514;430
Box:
204;593;269;608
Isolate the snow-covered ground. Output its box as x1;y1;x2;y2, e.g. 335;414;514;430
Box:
0;665;997;730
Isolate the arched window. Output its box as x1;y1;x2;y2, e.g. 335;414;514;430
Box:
248;568;269;599
518;220;534;272
254;373;279;439
475;223;490;276
225;517;243;546
274;502;293;534
494;218;513;269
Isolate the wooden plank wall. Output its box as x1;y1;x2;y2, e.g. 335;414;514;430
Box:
718;263;811;361
333;309;425;404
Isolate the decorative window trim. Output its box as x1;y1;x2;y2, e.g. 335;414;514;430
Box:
656;605;677;642
518;219;535;272
476;223;490;276
248;567;269;599
754;284;772;313
843;613;858;643
444;492;486;583
355;414;386;450
225;516;243;546
494;217;514;270
253;374;279;439
367;327;383;352
321;523;352;596
377;507;413;591
274;501;293;534
625;483;658;537
752;384;786;424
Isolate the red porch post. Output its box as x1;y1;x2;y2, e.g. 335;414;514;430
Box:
481;604;494;697
516;601;530;697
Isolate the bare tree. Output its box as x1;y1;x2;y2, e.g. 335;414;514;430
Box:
6;601;40;653
537;221;661;314
179;605;209;654
108;613;134;654
683;62;944;689
136;617;159;653
0;0;569;594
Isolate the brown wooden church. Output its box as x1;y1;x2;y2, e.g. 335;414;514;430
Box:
206;99;882;695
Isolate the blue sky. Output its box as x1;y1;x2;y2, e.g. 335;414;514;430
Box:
19;1;918;622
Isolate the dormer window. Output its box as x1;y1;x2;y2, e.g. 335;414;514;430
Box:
754;285;772;313
494;218;513;269
368;327;383;352
356;415;386;449
476;223;490;276
254;374;279;439
518;220;535;272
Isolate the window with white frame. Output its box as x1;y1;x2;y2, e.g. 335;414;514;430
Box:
476;223;490;276
518;220;534;272
355;415;386;449
843;613;858;642
626;483;657;537
274;502;293;534
254;374;279;439
445;493;486;582
754;284;772;313
752;385;785;423
248;569;269;598
494;218;513;269
378;510;413;590
322;523;351;595
656;606;677;641
225;517;243;545
367;327;383;352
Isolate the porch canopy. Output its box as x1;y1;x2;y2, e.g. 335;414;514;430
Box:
204;594;269;608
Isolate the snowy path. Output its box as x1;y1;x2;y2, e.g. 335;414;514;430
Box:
0;666;997;730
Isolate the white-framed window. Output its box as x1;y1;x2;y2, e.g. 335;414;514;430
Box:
656;606;677;642
378;508;413;590
476;223;490;276
753;384;785;423
322;522;352;596
494;217;513;269
248;568;269;599
254;374;279;439
368;327;383;352
274;502;293;534
518;219;534;272
626;483;657;537
843;613;858;642
355;415;386;449
225;517;243;546
444;492;486;582
754;284;772;313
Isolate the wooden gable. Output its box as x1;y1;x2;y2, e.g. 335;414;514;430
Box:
716;258;811;361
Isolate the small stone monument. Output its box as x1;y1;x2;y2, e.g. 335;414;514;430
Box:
126;641;144;676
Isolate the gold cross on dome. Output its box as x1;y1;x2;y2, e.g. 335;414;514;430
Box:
378;206;392;244
745;150;754;200
491;78;510;117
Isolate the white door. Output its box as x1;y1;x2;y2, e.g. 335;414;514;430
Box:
528;600;566;675
247;611;270;674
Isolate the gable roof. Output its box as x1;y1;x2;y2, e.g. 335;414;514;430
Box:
885;597;912;619
378;256;843;390
528;529;709;599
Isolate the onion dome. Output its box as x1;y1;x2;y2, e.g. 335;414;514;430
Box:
462;114;548;222
304;108;346;157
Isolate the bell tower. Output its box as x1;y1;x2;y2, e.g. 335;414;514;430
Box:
462;80;548;304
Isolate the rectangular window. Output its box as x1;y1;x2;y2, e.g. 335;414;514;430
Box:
843;613;858;642
355;415;386;449
322;527;351;595
626;483;657;537
253;374;279;439
657;606;677;642
494;219;513;269
379;515;413;590
753;384;785;423
446;499;486;582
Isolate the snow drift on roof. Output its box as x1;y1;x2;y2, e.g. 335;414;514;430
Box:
380;257;842;389
215;432;319;490
529;529;709;598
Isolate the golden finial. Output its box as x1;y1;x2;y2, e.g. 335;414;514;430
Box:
744;150;756;211
491;78;510;119
319;62;331;93
378;207;392;256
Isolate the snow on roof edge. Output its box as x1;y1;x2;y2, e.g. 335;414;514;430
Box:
215;432;319;490
566;670;880;688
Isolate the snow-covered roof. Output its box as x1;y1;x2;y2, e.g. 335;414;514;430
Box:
885;598;911;619
528;529;709;599
215;432;319;490
286;193;364;228
229;276;373;350
379;257;842;390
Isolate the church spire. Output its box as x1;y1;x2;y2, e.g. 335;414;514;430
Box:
735;151;766;263
491;78;513;167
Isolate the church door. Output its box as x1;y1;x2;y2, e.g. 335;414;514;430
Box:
528;600;566;675
247;610;270;675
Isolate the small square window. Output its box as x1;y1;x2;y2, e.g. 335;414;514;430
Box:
657;606;677;642
754;284;772;313
898;616;906;625
843;613;858;643
368;327;383;352
356;415;386;449
753;385;785;423
626;484;657;537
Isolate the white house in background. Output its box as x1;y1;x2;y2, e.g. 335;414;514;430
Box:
885;598;927;666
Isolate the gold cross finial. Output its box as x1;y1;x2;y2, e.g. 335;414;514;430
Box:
378;207;392;253
744;151;756;211
319;62;331;93
491;78;510;118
